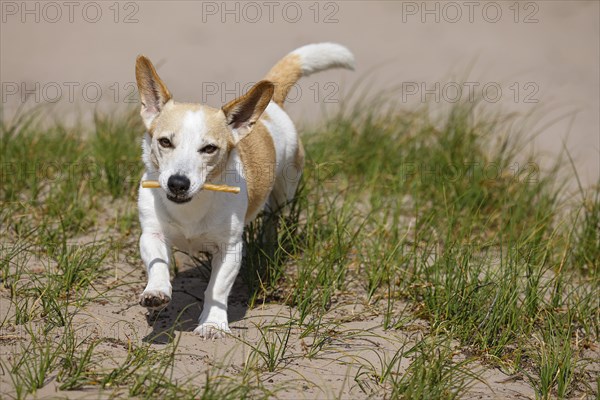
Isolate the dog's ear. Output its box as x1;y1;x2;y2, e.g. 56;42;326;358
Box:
135;55;172;129
222;80;274;144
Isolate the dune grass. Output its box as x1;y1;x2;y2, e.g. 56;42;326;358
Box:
0;98;598;399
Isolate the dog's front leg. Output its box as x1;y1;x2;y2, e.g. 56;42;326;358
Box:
194;241;243;338
139;232;172;309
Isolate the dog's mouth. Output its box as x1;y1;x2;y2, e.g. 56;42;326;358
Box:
166;193;192;204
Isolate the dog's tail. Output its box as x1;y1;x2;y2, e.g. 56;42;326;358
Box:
264;43;355;107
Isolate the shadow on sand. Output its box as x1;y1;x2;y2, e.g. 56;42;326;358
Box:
142;253;249;344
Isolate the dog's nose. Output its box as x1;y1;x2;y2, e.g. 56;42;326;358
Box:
167;175;190;194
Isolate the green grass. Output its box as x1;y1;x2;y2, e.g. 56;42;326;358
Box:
386;336;479;399
0;98;598;399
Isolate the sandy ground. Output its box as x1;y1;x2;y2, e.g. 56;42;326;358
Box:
0;248;545;399
1;198;598;398
1;1;599;188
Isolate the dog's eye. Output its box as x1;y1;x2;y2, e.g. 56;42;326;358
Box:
199;144;218;154
158;138;173;148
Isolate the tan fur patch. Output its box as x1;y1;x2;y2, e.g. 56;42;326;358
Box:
264;54;302;107
237;120;277;221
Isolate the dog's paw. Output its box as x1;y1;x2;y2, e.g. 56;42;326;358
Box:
139;289;171;310
193;322;231;339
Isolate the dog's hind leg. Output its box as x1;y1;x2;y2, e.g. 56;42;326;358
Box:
139;232;172;310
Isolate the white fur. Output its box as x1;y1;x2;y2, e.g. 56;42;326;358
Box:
137;43;354;339
291;42;355;76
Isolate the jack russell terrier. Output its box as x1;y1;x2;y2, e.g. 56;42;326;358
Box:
135;43;355;338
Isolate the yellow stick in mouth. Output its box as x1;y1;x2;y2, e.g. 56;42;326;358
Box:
141;180;240;194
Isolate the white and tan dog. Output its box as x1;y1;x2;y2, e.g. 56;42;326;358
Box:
135;43;354;338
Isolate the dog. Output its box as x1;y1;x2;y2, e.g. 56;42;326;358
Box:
134;43;355;338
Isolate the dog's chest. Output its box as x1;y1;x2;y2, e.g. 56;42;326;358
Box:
162;214;222;252
158;193;243;251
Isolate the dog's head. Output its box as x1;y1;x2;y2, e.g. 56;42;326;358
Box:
135;56;273;204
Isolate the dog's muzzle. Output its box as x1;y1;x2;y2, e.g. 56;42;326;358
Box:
166;174;192;204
